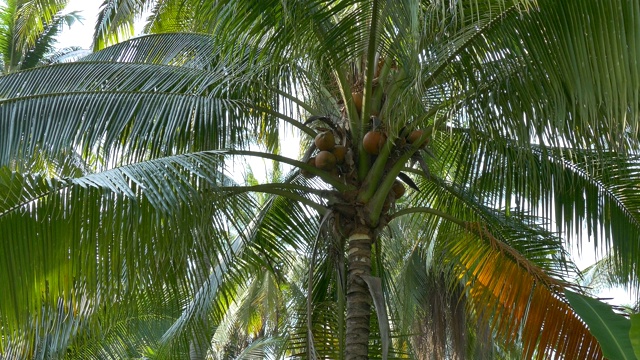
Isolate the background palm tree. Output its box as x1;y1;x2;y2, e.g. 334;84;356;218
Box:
1;0;640;358
0;0;82;73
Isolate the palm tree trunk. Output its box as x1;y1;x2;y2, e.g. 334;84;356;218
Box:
345;231;373;360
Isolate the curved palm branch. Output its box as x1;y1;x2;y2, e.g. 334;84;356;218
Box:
0;0;78;73
93;0;155;50
0;153;329;356
20;10;82;70
428;129;640;287
2;0;640;358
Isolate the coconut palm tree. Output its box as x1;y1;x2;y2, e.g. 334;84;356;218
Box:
2;0;640;358
0;0;82;73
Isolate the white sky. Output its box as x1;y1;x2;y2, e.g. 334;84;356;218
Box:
57;0;635;307
58;0;102;49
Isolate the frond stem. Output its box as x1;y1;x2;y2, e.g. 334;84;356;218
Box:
389;206;465;226
224;150;353;192
361;0;382;125
423;5;517;90
249;105;317;138
273;88;318;115
357;0;383;181
223;184;328;215
364;143;423;225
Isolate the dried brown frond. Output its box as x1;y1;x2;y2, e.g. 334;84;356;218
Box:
450;225;604;359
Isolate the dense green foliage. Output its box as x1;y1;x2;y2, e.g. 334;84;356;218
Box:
2;0;640;358
0;0;82;73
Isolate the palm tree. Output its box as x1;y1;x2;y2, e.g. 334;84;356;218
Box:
2;0;640;358
0;0;82;73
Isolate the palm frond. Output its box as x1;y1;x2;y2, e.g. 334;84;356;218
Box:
0;0;15;71
0;92;248;167
158;196;318;346
43;47;92;64
427;128;640;290
0;151;234;336
0;0;72;73
13;0;68;55
21;10;82;70
143;0;205;33
422;0;640;153
93;0;154;50
0;149;332;355
389;206;601;358
81;32;218;68
545;151;640;281
56;287;184;359
449;228;602;359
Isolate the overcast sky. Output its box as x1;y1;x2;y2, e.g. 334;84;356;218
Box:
57;0;102;49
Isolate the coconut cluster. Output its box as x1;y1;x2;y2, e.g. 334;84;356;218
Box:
301;120;430;205
360;128;428;157
301;131;349;178
301;73;429;206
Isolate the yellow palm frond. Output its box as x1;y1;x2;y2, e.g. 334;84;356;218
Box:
451;223;603;359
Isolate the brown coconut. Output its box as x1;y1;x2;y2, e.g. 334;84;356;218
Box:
363;130;387;155
332;145;347;164
315;131;335;151
392;180;406;199
301;157;316;178
407;130;427;147
315;151;337;171
352;91;363;113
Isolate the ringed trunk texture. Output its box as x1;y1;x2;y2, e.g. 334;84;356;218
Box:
345;231;373;360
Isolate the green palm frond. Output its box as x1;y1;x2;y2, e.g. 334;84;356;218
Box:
0;32;319;165
0;61;230;95
143;0;206;33
427;127;640;288
158;171;325;357
57;287;185;359
3;0;640;358
20;10;82;70
93;0;155;50
42;46;91;64
1;153;329;356
422;0;640;153
0;1;15;69
402;170;573;278
0;152;227;324
0;92;248;166
580;256;629;295
0;0;73;73
13;1;68;48
82;32;217;68
549;152;640;290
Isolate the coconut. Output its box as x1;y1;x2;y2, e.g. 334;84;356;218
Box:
407;130;427;147
332;145;347;164
315;131;335;151
392;180;406;199
301;157;316;178
352;91;363;113
363;130;386;155
315;151;337;171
